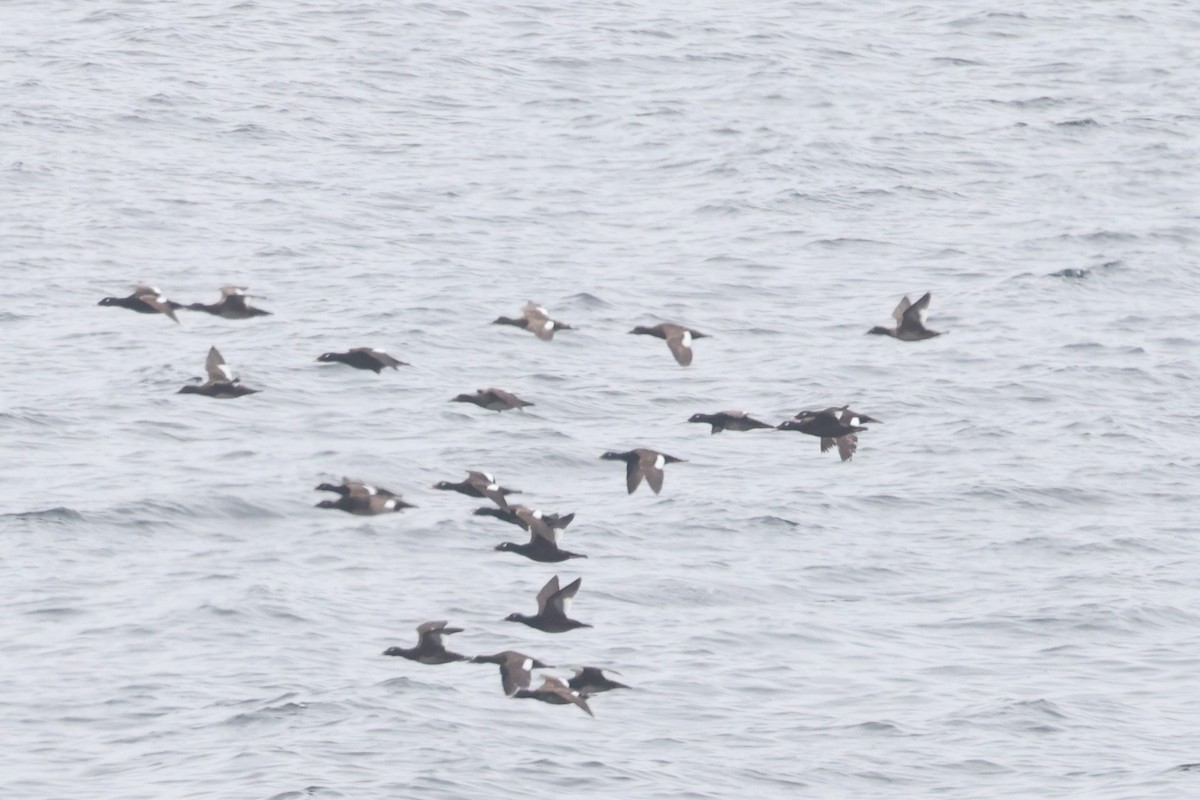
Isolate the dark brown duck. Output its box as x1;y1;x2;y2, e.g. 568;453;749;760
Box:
504;575;592;633
629;322;708;366
382;621;468;665
316;348;408;373
177;346;259;398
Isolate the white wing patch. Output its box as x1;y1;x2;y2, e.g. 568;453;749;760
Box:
486;483;499;492
522;658;533;671
218;365;234;381
681;331;692;347
653;454;665;470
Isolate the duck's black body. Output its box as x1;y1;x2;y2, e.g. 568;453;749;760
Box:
514;676;594;717
434;471;520;508
687;411;773;434
868;292;941;340
629;322;708;366
187;286;271;319
568;667;630;696
99;285;182;323
505;575;592;633
600;449;685;495
451;388;533;411
493;302;573;341
490;507;586;562
778;406;880;462
382;621;467;665
316;348;407;373
472;651;553;696
177;346;259;398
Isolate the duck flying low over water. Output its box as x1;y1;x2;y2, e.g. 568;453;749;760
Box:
314;478;400;498
451;387;533;412
629;322;708;366
600;449;685;495
315;479;413;514
316;348;408;373
382;621;468;665
867;291;942;340
687;410;774;434
98;285;182;323
778;406;878;461
315;491;414;515
505;575;592;633
473;505;575;531
493;302;574;341
186;285;271;319
472;651;554;697
177;346;259;398
491;507;587;563
434;471;520;508
568;667;629;696
514;676;594;717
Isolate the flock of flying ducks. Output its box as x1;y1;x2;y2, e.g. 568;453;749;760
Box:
98;285;944;717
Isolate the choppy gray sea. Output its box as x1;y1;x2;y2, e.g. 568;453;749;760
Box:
3;1;1199;798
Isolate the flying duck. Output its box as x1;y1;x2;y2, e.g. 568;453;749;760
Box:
491;507;587;563
451;388;533;412
513;676;594;717
629;322;708;366
568;667;630;696
493;302;574;341
177;346;259;398
777;406;879;461
600;449;685;495
433;471;520;508
471;650;554;696
473;506;575;531
98;285;181;323
382;621;468;665
315;479;413;514
867;292;942;340
505;575;592;633
186;285;271;319
687;410;774;434
314;478;399;498
316;348;408;373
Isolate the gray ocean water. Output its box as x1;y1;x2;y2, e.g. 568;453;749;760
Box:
3;1;1199;797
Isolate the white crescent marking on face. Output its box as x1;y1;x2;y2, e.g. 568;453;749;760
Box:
654;454;665;470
